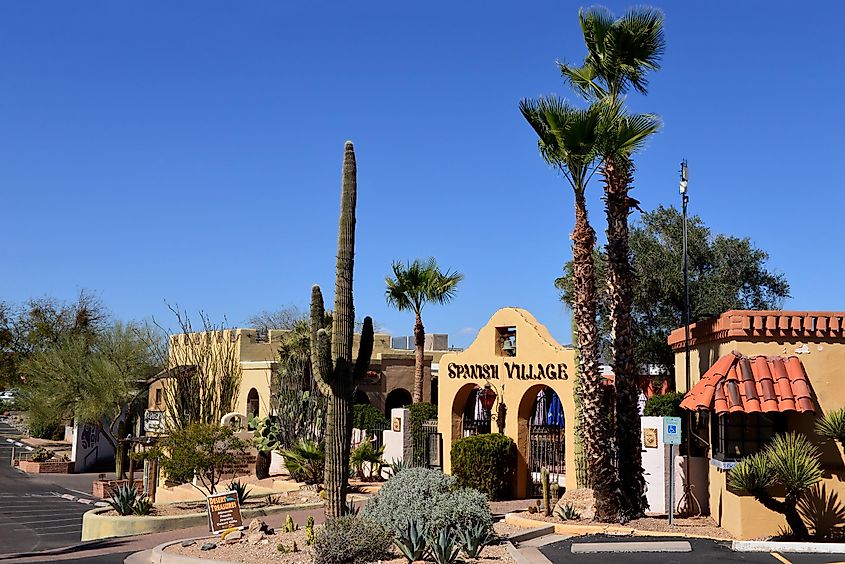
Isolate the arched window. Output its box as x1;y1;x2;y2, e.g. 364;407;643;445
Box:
384;388;412;417
246;388;260;418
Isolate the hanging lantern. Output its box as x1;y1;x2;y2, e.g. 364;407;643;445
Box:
478;383;497;412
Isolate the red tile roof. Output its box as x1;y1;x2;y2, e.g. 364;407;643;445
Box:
667;310;845;351
679;351;814;415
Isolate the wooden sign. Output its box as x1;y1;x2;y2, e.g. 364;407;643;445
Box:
643;428;658;448
206;490;243;534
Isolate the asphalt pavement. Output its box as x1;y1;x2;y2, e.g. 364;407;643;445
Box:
0;420;104;556
539;535;845;563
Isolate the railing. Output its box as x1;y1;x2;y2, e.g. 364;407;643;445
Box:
412;420;442;470
461;417;491;436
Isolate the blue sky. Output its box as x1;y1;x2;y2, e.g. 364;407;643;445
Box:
1;1;843;348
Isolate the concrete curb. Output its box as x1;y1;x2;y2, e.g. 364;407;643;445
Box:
504;513;733;542
82;501;323;541
149;538;238;564
732;540;845;554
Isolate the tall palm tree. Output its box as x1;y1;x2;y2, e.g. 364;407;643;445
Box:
519;97;622;521
385;258;463;404
561;6;665;519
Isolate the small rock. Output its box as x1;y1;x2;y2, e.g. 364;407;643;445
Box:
266;527;275;535
200;542;216;551
248;518;265;532
223;530;243;544
247;531;265;544
180;540;196;547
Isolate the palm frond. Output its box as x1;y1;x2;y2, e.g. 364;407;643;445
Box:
385;258;463;315
816;408;845;446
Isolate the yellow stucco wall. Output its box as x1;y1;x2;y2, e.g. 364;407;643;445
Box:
437;308;577;498
674;322;845;539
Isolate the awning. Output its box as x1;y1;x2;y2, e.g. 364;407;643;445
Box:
680;351;814;415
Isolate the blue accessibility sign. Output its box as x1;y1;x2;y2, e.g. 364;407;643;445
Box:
663;416;682;445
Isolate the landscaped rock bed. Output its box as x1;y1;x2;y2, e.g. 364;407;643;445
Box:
101;489;321;518
164;520;517;563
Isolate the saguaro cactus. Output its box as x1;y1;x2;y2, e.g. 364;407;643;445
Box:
541;467;551;516
310;141;375;517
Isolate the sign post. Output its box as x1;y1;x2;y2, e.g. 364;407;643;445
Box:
663;416;682;526
206;490;243;534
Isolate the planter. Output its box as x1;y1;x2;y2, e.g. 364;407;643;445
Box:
93;479;145;499
81;501;323;541
19;460;74;474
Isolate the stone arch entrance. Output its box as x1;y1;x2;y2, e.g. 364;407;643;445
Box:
384;388;412;416
246;388;260;418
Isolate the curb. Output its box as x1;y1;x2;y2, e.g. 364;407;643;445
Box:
732;540;845;554
150;538;238;564
504;513;733;542
0;540;112;561
4;437;33;451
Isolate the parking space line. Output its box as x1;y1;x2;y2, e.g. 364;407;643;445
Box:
14;517;81;525
33;530;82;536
19;523;82;531
770;553;791;564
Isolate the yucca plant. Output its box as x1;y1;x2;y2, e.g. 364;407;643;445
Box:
426;527;462;564
227;479;251;504
394;519;429;562
816;408;845;447
729;432;821;539
132;495;153;516
108;484;140;516
455;520;493;559
555;502;582;521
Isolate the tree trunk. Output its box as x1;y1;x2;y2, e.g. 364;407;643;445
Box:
413;314;425;404
573;190;621;521
603;157;647;519
754;492;810;540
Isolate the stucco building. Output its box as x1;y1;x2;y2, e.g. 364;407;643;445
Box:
671;310;845;539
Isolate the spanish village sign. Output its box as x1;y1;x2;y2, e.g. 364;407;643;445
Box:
447;361;568;380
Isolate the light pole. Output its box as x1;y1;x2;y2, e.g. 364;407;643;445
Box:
680;160;690;393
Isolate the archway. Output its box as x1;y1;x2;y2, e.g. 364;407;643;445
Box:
450;383;482;446
384;388;412;417
246;388;260;418
518;385;565;498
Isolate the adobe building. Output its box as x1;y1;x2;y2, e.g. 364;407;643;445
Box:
437;308;577;498
148;328;451;421
670;310;845;539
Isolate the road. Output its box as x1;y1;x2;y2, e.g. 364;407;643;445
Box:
0;419;100;556
539;535;845;564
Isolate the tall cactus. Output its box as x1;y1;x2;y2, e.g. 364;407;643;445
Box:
310;141;374;517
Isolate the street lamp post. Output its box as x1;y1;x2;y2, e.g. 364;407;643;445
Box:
680;160;690;393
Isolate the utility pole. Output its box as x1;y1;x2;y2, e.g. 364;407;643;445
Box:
680;160;690;393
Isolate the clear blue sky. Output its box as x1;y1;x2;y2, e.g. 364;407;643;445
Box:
2;2;843;348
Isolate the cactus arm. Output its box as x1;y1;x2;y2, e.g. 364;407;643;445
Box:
309;285;332;396
353;316;374;382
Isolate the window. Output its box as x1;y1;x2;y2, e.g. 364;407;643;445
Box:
155;388;162;407
496;326;517;357
711;412;786;461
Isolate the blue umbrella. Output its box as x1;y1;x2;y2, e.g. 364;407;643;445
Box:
546;391;564;427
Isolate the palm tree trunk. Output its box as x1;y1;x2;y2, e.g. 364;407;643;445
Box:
603;157;647;519
413;313;425;403
573;190;621;521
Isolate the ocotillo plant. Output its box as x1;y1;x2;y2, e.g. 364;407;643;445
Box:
309;141;375;517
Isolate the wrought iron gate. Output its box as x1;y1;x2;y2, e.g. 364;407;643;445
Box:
528;423;565;497
412;420;443;470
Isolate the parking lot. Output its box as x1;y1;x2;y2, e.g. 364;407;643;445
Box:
0;421;93;555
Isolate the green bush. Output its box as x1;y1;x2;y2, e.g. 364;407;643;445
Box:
643;392;684;417
352;404;388;431
30;447;55;462
158;423;248;495
407;402;438;434
451;433;516;500
27;413;64;440
314;515;392;564
281;439;325;484
363;467;492;539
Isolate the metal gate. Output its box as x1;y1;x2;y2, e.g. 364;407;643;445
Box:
412;420;443;470
528;423;565;497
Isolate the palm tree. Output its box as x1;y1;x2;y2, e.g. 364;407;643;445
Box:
519;96;622;520
385;258;463;404
561;6;665;519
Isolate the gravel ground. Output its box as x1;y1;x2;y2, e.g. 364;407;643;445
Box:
101;489;322;517
165;520;518;563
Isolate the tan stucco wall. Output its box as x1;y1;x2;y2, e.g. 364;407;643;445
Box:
437;308;577;498
674;331;845;538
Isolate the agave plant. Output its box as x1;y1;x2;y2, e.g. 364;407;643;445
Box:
394;519;429;562
729;432;821;540
108;484;140;516
816;408;845;447
426;527;462;564
555;502;582;521
132;495;154;516
227;479;251;504
455;520;493;559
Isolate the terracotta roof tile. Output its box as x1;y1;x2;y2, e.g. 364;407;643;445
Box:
680;352;815;415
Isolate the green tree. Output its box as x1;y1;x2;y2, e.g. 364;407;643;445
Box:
729;433;821;539
385;258;463;404
158;422;248;495
20;322;158;476
519;96;621;520
560;5;666;519
556;205;790;373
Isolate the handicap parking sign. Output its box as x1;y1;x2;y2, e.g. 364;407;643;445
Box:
663;416;682;445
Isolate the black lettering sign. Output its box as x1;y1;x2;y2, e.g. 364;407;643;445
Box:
207;491;243;534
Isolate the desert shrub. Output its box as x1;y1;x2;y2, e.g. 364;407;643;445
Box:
281;439;325;484
30;447;55;462
643;392;684;417
158;423;248;495
352;404;388;431
363;467;492;538
313;515;392;564
450;433;516;500
28;416;64;440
